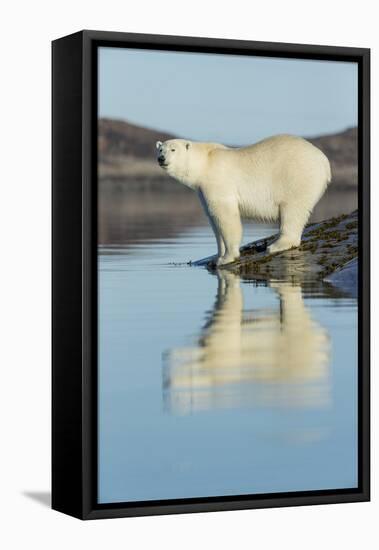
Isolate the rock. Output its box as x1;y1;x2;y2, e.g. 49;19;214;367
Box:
194;211;358;292
324;257;358;298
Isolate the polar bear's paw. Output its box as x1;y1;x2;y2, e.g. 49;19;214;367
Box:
216;254;240;267
268;237;300;255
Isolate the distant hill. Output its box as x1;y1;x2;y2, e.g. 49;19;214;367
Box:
99;118;176;159
309;127;357;189
98;118;358;189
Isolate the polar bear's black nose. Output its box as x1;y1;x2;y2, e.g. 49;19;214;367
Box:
158;154;166;164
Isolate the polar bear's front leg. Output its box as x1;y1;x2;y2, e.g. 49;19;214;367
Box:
197;189;226;259
207;214;226;259
208;199;242;266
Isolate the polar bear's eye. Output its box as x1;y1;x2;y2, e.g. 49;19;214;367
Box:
171;148;176;152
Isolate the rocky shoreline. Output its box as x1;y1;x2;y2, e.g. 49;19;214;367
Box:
194;210;358;297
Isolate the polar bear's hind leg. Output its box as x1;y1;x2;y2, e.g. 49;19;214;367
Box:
268;202;311;254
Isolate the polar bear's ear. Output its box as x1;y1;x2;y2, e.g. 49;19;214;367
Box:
186;142;190;150
156;141;163;149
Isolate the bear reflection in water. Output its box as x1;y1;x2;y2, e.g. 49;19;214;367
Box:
163;272;330;414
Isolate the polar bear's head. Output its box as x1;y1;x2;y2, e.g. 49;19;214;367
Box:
156;139;191;174
156;139;200;188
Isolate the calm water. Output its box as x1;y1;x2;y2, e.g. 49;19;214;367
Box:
98;221;358;503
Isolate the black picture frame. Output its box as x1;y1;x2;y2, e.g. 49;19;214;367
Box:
52;30;370;520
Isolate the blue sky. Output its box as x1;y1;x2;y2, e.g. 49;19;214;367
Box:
99;47;358;144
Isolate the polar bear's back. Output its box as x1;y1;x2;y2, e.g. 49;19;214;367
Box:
236;134;330;177
215;135;330;199
203;134;331;223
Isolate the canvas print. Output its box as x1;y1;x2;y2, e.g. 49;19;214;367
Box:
97;47;358;504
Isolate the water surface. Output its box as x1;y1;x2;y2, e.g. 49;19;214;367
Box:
98;220;357;503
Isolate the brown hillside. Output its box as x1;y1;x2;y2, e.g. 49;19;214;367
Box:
99;118;176;160
309;127;357;189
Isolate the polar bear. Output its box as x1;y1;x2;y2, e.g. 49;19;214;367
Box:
164;272;330;414
156;135;331;265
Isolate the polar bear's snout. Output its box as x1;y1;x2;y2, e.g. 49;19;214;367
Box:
157;152;166;166
156;140;168;167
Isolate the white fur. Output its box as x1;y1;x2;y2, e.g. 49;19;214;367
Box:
156;135;331;265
